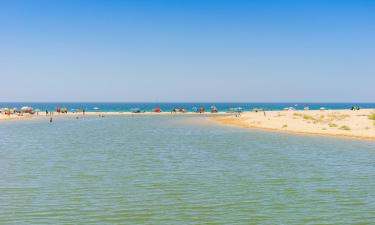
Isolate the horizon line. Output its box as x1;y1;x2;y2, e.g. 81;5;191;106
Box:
0;101;375;104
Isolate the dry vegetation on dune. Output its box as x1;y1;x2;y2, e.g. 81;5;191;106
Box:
339;125;351;131
328;123;338;127
368;112;375;127
369;112;375;120
293;112;349;124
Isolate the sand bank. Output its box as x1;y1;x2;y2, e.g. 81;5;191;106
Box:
210;109;375;141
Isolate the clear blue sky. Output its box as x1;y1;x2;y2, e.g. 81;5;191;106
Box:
0;0;374;102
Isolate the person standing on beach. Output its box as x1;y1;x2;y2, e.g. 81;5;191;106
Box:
46;110;48;115
83;109;85;115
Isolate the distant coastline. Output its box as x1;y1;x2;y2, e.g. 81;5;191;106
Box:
1;107;374;141
1;102;375;112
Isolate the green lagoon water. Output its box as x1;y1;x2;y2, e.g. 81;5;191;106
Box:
0;116;375;224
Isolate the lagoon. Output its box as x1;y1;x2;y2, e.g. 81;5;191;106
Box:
0;116;375;224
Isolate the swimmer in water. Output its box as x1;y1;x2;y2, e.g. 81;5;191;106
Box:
50;117;53;123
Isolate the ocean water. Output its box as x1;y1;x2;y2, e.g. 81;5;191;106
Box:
0;116;375;224
0;102;375;112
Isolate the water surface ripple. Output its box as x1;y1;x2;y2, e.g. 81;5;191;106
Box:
0;116;375;224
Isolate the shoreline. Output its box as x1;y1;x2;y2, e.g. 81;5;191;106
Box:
2;109;375;141
0;111;229;122
209;109;375;141
210;117;375;141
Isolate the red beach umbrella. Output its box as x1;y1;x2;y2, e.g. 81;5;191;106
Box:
154;108;161;113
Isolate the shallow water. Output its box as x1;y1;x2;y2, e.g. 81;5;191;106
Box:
0;116;375;224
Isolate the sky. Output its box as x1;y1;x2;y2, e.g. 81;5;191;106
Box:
0;0;374;102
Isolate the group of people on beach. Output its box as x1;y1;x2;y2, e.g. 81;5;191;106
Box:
45;108;85;123
170;106;219;114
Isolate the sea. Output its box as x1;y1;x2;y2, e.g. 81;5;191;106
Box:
0;102;375;112
1;105;375;224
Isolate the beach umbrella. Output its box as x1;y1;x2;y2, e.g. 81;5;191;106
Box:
21;106;33;112
131;108;141;113
154;107;161;113
3;108;10;115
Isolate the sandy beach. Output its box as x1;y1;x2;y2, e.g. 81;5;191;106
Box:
210;109;375;141
0;111;228;122
2;109;375;140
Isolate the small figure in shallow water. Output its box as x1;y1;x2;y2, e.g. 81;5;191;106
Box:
50;117;53;123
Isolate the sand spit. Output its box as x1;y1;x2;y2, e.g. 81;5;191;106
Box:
210;109;375;141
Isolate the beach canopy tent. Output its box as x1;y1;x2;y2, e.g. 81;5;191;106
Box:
60;107;68;113
21;106;32;111
231;107;243;113
210;106;218;113
172;108;186;113
131;108;142;113
93;107;100;110
21;106;33;114
350;106;360;110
